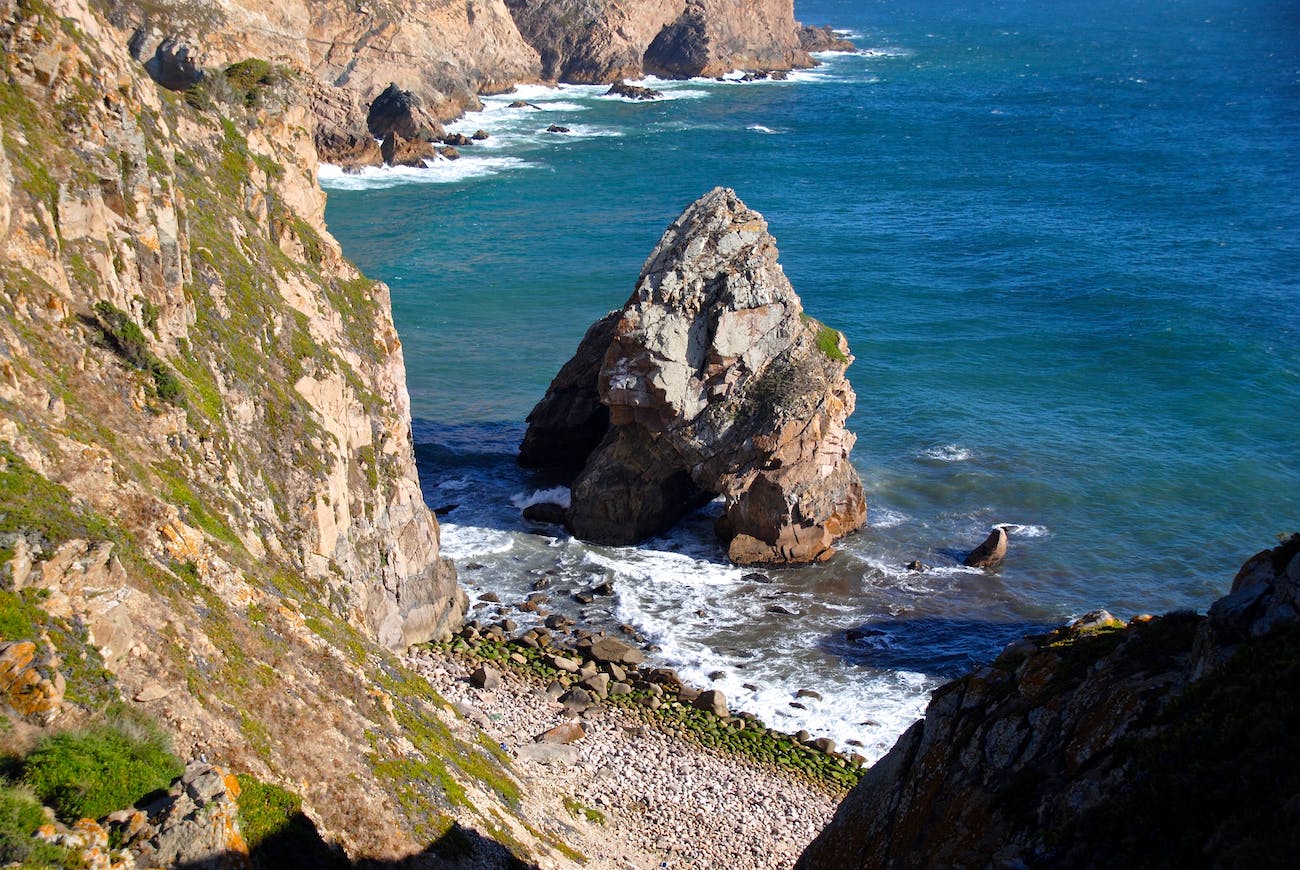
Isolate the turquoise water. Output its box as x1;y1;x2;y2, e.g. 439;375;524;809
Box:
322;0;1300;757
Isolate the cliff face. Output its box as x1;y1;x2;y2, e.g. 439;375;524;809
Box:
108;0;542;119
1;0;461;652
0;1;568;858
797;534;1300;868
505;0;812;83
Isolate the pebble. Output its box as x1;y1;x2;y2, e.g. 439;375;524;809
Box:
406;649;837;870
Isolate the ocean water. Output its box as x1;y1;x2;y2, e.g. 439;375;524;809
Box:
321;0;1300;759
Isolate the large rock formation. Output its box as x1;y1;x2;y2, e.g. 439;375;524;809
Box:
797;534;1300;868
505;0;815;83
111;0;832;169
114;0;541;120
504;0;685;83
521;188;866;564
643;0;812;78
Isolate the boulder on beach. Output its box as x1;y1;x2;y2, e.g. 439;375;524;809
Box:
519;187;867;565
695;689;729;718
587;636;645;666
470;664;501;690
964;527;1009;569
536;721;586;744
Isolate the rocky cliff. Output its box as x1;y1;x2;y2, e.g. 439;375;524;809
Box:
506;0;813;83
0;0;588;861
797;534;1300;868
521;187;866;565
2;0;461;653
110;0;542;119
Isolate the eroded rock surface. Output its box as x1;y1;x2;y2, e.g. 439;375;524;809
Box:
506;0;814;83
644;0;812;79
521;187;866;564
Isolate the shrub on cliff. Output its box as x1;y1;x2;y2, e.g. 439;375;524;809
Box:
0;784;78;867
21;711;183;822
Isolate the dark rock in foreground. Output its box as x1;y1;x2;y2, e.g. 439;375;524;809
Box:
797;533;1300;869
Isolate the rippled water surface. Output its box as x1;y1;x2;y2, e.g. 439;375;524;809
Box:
323;0;1300;758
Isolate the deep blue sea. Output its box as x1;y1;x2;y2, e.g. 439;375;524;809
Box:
321;0;1300;759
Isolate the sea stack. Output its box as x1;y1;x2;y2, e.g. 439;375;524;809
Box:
520;187;867;565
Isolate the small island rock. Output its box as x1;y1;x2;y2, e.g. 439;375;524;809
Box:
964;527;1009;569
520;187;867;565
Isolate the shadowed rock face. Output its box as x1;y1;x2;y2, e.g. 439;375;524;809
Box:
796;534;1300;869
521;187;866;565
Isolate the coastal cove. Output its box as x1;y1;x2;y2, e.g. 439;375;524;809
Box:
3;0;1296;865
321;0;1300;759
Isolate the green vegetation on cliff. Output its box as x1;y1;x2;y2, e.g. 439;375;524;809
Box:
20;710;183;822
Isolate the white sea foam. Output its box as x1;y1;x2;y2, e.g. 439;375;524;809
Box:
919;443;974;462
437;524;515;561
995;522;1051;539
869;506;910;528
511;486;571;510
859;46;914;58
747;124;780;134
533;123;624;139
318;156;534;190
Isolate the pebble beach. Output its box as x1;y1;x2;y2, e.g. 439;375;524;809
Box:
406;647;839;869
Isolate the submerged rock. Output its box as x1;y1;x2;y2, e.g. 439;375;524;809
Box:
606;81;663;100
520;187;866;564
522;501;568;524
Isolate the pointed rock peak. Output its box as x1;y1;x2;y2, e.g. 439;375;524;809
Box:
602;188;804;430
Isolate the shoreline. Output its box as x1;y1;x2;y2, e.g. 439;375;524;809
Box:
404;642;840;869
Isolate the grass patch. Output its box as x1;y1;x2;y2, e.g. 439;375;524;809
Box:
233;774;299;849
800;313;848;363
0;784;79;867
0;442;115;544
562;796;605;825
21;710;183;821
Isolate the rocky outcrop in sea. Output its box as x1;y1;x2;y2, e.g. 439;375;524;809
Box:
521;187;867;565
797;533;1300;868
